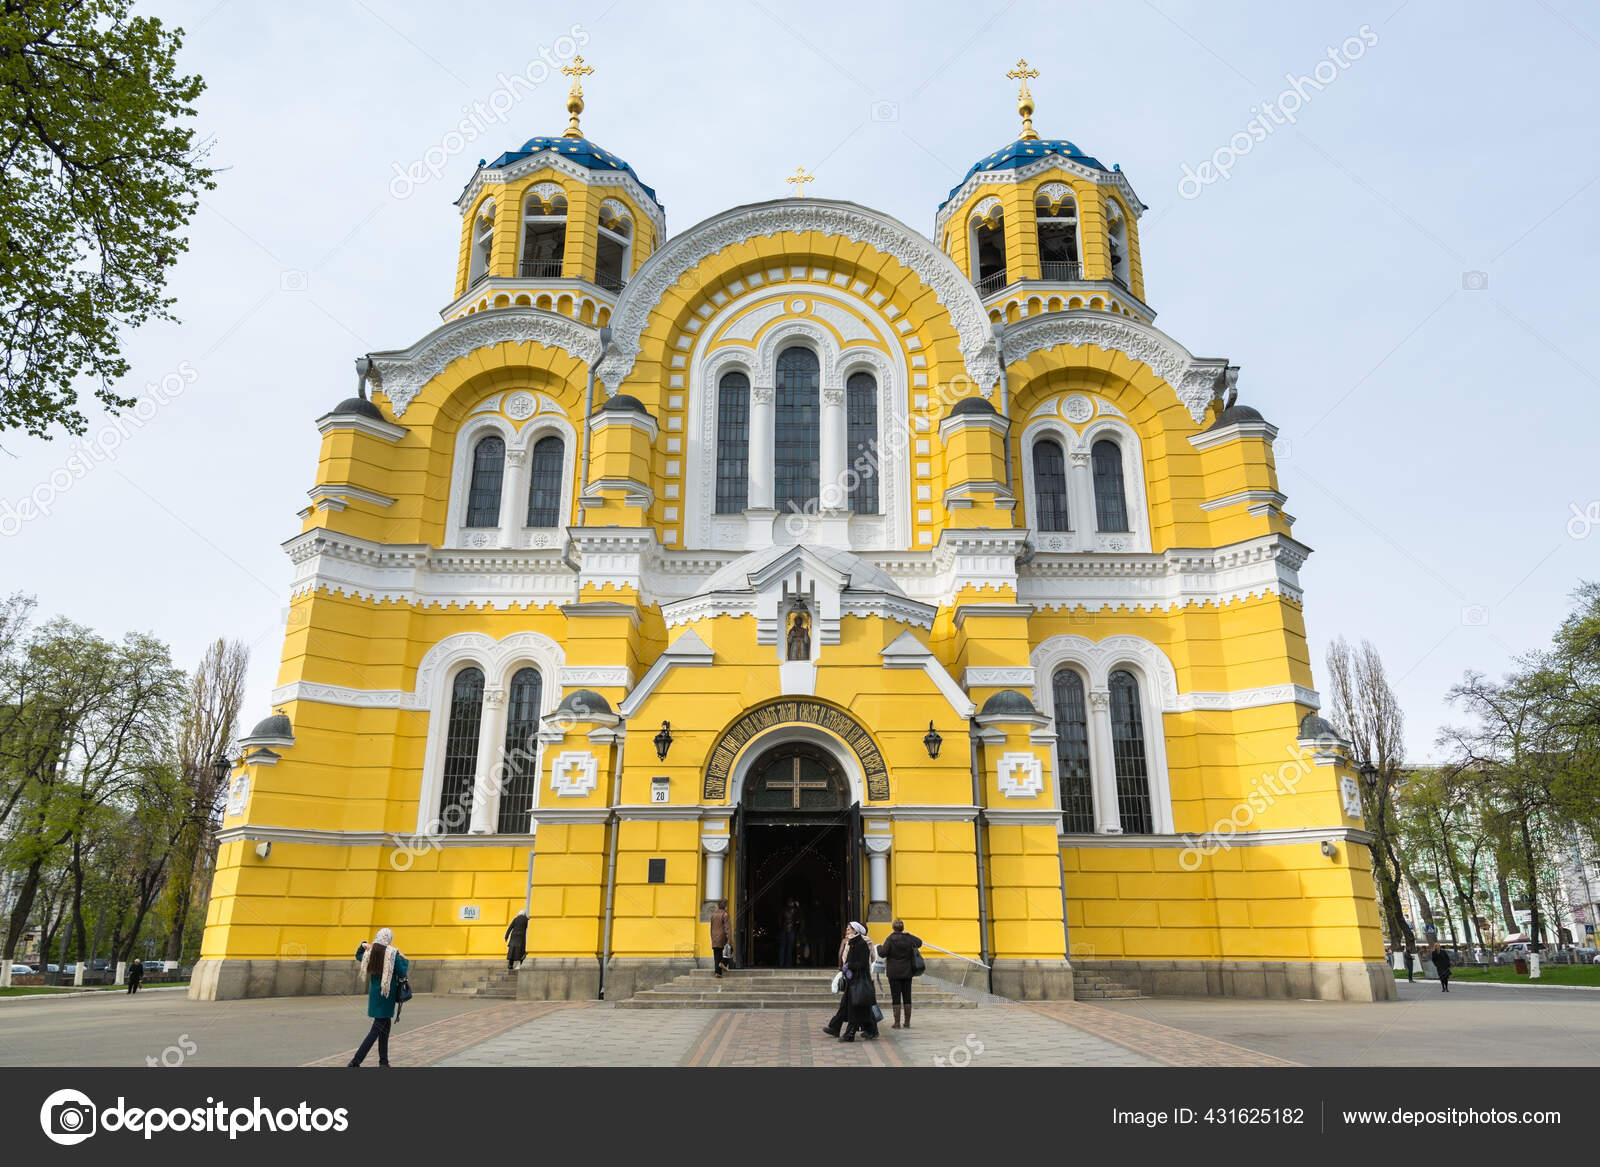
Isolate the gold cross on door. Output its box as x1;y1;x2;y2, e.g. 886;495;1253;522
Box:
764;756;829;808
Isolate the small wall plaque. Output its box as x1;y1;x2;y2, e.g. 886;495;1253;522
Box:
459;905;480;921
650;775;670;804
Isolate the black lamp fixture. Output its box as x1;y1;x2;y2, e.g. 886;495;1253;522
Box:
211;754;231;786
1359;761;1379;791
653;721;673;761
923;721;943;760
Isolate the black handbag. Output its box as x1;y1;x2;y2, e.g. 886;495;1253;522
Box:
911;950;926;977
848;975;873;1007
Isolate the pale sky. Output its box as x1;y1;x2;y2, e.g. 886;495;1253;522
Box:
2;0;1596;761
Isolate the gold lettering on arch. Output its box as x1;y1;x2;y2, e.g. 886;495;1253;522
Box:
704;701;889;802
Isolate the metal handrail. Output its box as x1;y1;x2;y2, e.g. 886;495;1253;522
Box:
1040;260;1082;281
919;942;990;970
972;269;1007;296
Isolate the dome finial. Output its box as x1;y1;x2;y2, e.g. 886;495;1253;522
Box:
786;165;815;197
1007;58;1040;141
561;55;594;139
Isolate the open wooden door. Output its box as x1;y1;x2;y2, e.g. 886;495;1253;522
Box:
734;794;749;968
844;801;863;927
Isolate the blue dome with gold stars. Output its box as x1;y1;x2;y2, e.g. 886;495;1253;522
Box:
941;137;1108;209
482;135;662;210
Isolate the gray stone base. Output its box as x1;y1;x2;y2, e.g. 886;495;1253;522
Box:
989;958;1076;1001
595;957;699;1001
189;957;514;1001
517;957;601;1001
1073;959;1395;1002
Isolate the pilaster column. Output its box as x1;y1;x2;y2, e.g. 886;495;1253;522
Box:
1088;688;1121;834
499;447;528;548
819;384;847;512
864;835;892;919
702;835;730;906
748;384;775;510
470;687;507;834
1069;447;1095;547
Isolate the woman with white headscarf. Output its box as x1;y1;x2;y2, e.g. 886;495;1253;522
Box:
835;921;880;1041
348;927;409;1067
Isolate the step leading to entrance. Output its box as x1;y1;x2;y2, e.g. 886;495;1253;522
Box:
614;968;978;1009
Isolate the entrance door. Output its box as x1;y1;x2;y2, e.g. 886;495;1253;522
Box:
735;744;854;968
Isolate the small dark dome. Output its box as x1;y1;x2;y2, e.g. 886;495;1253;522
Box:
1298;713;1340;740
557;689;614;716
248;713;292;739
332;396;385;421
979;689;1038;717
950;396;998;416
1206;404;1265;430
600;393;647;414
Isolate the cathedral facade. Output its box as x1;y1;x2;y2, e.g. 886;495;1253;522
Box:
193;64;1392;1003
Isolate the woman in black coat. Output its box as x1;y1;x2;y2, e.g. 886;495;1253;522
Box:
504;910;529;971
840;922;879;1041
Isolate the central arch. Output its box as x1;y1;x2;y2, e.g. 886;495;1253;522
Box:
703;698;889;803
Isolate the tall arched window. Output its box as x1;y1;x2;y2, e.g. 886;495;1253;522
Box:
1108;669;1153;834
774;347;820;513
715;371;750;514
594;203;632;292
497;667;542;833
971;208;1006;295
1052;668;1095;833
1092;439;1129;531
521;191;567;278
525;435;565;527
846;370;878;514
1035;193;1080;281
1032;438;1070;532
1105;199;1130;287
466;436;506;527
439;667;485;834
468;205;495;286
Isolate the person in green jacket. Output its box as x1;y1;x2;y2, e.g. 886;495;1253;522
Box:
348;927;408;1067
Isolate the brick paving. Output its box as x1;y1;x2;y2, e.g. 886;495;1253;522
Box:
1026;1001;1298;1067
435;1003;714;1067
303;1001;586;1067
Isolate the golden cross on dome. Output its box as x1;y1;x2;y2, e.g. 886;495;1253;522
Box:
786;166;815;197
561;56;594;138
1007;58;1041;141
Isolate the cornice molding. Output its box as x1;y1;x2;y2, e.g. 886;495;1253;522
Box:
1002;311;1228;423
1016;534;1312;612
369;308;602;417
1188;419;1280;451
1060;826;1373;849
597;199;1000;393
314;412;408;443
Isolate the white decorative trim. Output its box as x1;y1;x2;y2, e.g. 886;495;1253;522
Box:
456;150;666;239
1003;312;1227;423
618;628;715;717
1060;826;1373;850
217;824;540;849
726;723;865;808
1188;418;1280;451
962;667;1036;688
1199;488;1287;514
559;666;633;689
879;630;978;718
315;411;407;442
996;752;1044;798
370;309;602;416
969;195;1003;222
1340;776;1363;819
1174;684;1320;714
549;750;599;797
225;775;250;818
307;483;396;510
597;200;1000;393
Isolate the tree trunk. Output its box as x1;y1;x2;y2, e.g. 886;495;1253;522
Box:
164;819;200;963
1519;817;1544;947
1406;871;1436;931
1497;873;1517;934
2;859;43;963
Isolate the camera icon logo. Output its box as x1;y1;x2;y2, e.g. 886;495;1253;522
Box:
1461;270;1489;291
280;269;309;292
1461;604;1490;627
870;100;899;122
40;1088;97;1146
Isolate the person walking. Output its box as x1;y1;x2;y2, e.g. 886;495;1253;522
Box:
1403;945;1415;983
504;909;529;971
709;899;732;978
126;958;144;995
877;919;923;1030
778;898;802;968
1432;944;1452;993
348;927;408;1068
839;921;879;1042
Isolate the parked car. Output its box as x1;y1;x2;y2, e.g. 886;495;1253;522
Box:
9;963;35;975
89;959;110;972
45;964;59;973
60;963;76;974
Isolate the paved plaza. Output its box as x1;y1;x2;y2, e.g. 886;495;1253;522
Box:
1;980;1596;1068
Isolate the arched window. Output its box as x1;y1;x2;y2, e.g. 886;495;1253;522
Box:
970;207;1006;295
594;203;632;292
1108;669;1153;834
521;191;567;278
1092;439;1129;531
1035;193;1080;281
1032;438;1070;532
715;371;750;514
525;434;565;527
1105;199;1130;287
1052;668;1095;833
466;435;505;527
469;205;495;286
497;667;542;833
774;347;820;513
846;370;879;514
439;667;485;835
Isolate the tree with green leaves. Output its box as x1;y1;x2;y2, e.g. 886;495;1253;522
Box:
1;0;214;439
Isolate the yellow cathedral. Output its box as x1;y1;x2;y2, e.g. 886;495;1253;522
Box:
193;61;1392;1004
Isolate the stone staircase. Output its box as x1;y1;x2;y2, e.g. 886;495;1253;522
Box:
615;968;978;1009
447;969;519;999
1072;970;1141;999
